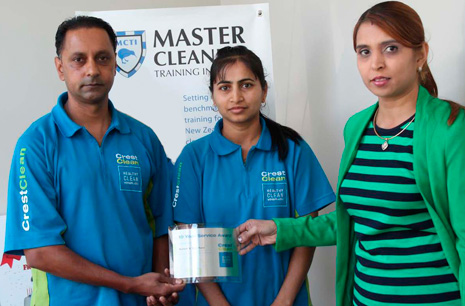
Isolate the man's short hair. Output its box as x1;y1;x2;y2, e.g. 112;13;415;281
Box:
55;16;117;57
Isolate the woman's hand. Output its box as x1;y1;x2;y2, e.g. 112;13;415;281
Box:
235;219;277;255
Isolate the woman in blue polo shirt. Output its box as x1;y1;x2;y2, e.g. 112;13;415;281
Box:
171;46;335;305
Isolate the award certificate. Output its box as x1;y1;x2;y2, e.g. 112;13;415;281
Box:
169;224;241;283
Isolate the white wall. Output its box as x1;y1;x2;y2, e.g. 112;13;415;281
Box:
1;0;464;305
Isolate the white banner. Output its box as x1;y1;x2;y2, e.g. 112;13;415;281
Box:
79;3;276;160
0;215;33;306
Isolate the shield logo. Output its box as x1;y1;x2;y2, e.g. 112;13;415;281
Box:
115;31;146;78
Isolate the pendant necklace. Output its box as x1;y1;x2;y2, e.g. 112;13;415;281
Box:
372;108;415;151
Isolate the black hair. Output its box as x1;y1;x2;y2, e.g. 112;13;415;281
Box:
209;46;302;160
55;16;117;57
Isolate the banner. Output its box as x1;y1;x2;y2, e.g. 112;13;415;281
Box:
79;3;276;160
0;215;33;306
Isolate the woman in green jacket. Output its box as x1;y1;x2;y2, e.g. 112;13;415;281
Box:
236;1;465;305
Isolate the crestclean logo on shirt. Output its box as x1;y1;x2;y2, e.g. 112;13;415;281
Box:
18;148;30;231
261;170;286;182
261;170;288;208
115;153;140;165
172;162;183;208
116;153;142;192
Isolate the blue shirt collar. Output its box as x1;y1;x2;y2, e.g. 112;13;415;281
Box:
209;117;273;156
52;92;130;138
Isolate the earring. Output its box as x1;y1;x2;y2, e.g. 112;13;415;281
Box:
418;66;423;73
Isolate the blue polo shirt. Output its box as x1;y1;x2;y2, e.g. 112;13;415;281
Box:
4;93;173;306
166;158;197;306
173;118;335;306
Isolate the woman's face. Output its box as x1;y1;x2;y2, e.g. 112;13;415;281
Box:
212;61;267;126
355;22;426;103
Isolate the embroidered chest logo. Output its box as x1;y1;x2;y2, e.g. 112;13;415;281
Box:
116;153;142;192
261;170;288;207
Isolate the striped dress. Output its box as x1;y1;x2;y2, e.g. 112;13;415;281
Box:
339;116;461;305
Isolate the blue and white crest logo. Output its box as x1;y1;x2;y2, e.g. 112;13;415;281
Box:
115;31;146;78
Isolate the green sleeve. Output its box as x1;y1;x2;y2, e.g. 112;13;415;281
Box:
445;110;465;304
273;211;337;252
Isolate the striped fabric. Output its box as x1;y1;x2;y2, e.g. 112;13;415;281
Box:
339;116;460;305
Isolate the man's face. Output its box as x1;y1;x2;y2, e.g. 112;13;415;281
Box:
55;27;116;106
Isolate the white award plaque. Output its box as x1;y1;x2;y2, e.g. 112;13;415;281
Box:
169;224;241;283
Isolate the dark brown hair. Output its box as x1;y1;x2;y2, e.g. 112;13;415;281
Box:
353;1;463;125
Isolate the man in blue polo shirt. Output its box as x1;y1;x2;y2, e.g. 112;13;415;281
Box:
4;16;184;306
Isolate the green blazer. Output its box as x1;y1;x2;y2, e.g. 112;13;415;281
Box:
274;86;465;305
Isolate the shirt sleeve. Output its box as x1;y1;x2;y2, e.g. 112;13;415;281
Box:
4;133;66;255
274;210;338;251
172;145;203;224
292;140;336;216
146;132;173;238
445;111;465;303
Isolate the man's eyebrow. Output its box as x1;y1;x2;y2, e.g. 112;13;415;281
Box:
68;51;86;56
95;50;113;55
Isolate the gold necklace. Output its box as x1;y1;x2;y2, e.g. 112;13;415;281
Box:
372;108;415;151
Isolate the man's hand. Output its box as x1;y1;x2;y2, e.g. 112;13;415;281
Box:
235;219;278;255
146;268;182;306
130;271;185;298
146;293;179;306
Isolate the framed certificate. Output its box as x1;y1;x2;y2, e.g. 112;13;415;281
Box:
169;224;242;283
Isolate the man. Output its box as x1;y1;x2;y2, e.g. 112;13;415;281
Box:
4;16;184;306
